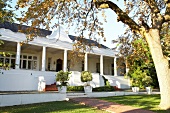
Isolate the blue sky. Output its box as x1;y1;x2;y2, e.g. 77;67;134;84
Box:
9;0;125;48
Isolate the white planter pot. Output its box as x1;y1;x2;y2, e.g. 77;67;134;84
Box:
146;87;152;94
84;86;92;93
132;87;139;92
58;86;67;93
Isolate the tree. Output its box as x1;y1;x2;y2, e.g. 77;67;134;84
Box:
16;0;170;109
0;0;15;69
0;0;14;23
126;38;158;88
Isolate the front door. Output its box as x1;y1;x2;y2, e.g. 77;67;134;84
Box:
56;59;63;72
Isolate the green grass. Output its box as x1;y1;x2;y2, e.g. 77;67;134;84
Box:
0;101;107;113
99;94;170;113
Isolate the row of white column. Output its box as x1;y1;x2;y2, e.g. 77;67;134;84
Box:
41;47;68;72
15;42;117;76
84;53;117;76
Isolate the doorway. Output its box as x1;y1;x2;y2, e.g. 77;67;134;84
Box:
56;59;63;72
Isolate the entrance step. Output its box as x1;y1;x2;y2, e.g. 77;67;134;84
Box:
45;83;58;91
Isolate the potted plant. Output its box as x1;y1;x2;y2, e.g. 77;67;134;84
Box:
81;71;93;93
142;75;153;94
56;70;71;93
131;80;140;93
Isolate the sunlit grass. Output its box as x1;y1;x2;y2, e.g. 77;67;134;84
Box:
99;94;170;113
0;101;107;113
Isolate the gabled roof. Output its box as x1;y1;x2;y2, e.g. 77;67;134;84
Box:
0;22;108;49
0;21;52;37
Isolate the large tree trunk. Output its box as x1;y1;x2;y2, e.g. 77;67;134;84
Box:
145;29;170;109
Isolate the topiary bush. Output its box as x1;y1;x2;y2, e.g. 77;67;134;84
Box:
56;70;71;86
81;71;93;82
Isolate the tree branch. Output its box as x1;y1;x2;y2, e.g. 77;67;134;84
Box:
94;1;141;33
144;0;160;13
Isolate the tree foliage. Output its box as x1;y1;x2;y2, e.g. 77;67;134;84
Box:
16;0;170;109
0;0;14;23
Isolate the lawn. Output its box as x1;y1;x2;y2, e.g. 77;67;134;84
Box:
99;94;170;113
0;101;107;113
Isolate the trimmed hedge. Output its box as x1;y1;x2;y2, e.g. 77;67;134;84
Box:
67;86;115;92
67;86;84;91
93;86;115;92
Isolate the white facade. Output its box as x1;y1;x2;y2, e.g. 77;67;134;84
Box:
0;23;130;91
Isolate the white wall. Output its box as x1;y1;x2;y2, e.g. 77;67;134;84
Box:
69;61;82;72
88;57;99;73
0;69;130;91
103;75;130;89
104;58;113;75
46;51;64;71
0;93;66;107
0;69;56;91
68;71;102;88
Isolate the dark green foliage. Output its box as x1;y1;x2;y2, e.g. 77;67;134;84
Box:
127;39;159;88
67;86;84;91
129;67;153;88
93;86;115;92
67;86;115;92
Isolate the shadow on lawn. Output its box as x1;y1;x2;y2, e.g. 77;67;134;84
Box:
99;94;170;113
0;101;105;113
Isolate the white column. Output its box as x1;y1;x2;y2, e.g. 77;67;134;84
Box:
114;57;117;76
15;42;21;69
41;46;46;71
125;57;129;76
100;55;104;75
63;49;67;72
84;53;88;71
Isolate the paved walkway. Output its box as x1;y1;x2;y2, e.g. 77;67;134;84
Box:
69;97;155;113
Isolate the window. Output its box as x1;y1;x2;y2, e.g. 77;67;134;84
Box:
0;54;38;70
20;54;38;70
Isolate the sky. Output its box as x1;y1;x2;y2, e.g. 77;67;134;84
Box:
9;0;126;48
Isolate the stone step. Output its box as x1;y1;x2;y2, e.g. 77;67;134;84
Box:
45;84;58;91
67;93;88;98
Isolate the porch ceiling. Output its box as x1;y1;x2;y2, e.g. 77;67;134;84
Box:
88;53;114;59
22;44;42;52
46;47;63;54
0;40;17;51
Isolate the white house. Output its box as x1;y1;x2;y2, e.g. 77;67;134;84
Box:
0;22;130;91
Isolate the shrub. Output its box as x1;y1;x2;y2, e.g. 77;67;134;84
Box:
102;76;110;86
56;70;71;86
93;86;115;92
81;71;93;82
67;86;84;91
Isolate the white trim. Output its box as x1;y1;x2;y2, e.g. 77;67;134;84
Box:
100;55;104;75
0;28;118;57
84;53;88;71
41;46;46;71
63;49;67;72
